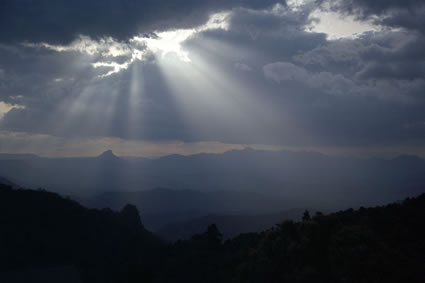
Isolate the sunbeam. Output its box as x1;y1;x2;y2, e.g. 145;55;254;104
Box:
154;44;280;144
126;62;145;139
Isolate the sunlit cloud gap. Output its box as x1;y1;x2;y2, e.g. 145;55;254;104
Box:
92;11;230;76
134;11;230;62
23;12;231;78
0;101;25;119
307;10;381;39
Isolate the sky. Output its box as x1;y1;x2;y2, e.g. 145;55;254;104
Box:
0;0;425;158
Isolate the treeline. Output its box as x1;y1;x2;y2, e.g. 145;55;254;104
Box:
1;184;424;282
156;194;425;283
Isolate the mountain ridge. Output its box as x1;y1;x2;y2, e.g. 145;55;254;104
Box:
2;147;424;162
1;148;424;210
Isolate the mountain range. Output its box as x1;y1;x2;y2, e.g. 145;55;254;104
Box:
1;148;424;209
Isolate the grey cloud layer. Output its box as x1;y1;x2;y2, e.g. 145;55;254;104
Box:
0;2;425;149
0;0;280;44
325;0;425;33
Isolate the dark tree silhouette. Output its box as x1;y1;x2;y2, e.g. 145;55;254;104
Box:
1;183;425;283
302;210;311;221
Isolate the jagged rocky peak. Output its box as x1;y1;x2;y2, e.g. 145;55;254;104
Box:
97;149;119;160
120;204;143;228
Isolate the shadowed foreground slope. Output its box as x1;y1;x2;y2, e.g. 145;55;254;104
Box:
0;184;163;283
161;194;425;283
1;183;425;283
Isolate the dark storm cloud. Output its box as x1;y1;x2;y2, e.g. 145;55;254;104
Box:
324;0;425;32
184;4;326;65
355;34;425;81
294;30;425;82
0;44;103;104
1;2;425;150
0;0;281;44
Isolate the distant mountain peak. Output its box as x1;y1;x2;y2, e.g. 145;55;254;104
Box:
97;150;119;160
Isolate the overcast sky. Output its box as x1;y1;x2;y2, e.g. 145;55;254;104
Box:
0;0;424;157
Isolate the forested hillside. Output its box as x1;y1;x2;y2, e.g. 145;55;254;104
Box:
1;184;424;283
